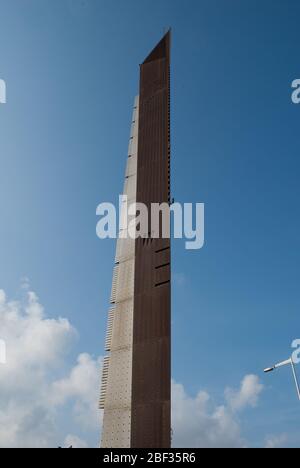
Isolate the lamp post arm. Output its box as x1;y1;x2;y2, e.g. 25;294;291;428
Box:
274;358;292;369
291;360;300;401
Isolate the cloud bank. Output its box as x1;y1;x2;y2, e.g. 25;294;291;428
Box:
0;287;102;448
172;375;264;448
0;284;265;448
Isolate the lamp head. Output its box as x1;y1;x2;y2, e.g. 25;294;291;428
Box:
264;367;275;373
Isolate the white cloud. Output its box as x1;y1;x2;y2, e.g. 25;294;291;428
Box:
225;374;264;412
0;286;102;448
52;353;102;430
172;375;264;448
20;276;30;291
265;434;288;449
64;434;88;448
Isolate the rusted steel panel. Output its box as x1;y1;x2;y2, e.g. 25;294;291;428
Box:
131;31;171;448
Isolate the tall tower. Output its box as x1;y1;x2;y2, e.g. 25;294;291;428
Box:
100;32;171;449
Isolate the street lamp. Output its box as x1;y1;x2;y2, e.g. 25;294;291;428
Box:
264;358;300;401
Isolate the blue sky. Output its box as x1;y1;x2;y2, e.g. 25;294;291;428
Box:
1;0;300;448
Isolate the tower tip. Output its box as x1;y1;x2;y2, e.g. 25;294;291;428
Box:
142;30;171;65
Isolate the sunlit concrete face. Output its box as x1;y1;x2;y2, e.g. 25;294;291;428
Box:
100;97;139;448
